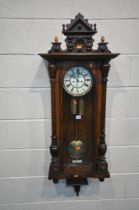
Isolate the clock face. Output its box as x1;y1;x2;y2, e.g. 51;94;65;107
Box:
63;66;93;96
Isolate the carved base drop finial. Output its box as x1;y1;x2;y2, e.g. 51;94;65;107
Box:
66;178;88;196
74;185;80;196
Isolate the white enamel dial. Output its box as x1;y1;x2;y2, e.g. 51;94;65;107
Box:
63;66;93;96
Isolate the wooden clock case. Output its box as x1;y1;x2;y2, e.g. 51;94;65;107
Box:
39;13;119;196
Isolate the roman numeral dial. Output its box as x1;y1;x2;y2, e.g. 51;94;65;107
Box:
63;66;93;96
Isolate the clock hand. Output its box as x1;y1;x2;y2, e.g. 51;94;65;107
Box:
76;79;78;88
71;74;76;79
75;74;78;87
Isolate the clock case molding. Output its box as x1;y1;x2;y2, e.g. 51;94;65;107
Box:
39;13;119;196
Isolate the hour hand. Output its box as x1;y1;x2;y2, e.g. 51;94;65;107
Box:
72;74;76;79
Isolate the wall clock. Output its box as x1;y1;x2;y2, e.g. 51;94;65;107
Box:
39;13;119;196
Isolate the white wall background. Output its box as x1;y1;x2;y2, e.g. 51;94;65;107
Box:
0;0;139;209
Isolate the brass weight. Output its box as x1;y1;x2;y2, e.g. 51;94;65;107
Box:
71;98;84;116
78;99;84;115
71;98;78;115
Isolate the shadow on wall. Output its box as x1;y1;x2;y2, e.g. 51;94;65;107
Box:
106;59;127;172
26;58;51;197
40;178;118;200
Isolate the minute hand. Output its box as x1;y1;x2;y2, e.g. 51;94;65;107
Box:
76;74;80;88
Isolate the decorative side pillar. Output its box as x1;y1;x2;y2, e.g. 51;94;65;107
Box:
96;37;111;180
48;62;59;182
97;62;110;181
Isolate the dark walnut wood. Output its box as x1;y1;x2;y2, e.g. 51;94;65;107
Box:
39;13;119;195
62;13;97;52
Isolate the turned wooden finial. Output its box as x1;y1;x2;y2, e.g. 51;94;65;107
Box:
101;36;105;43
54;36;59;43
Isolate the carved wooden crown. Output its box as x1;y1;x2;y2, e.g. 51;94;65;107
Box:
62;13;97;52
48;13;111;54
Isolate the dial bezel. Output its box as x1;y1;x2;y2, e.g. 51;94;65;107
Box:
63;66;93;97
